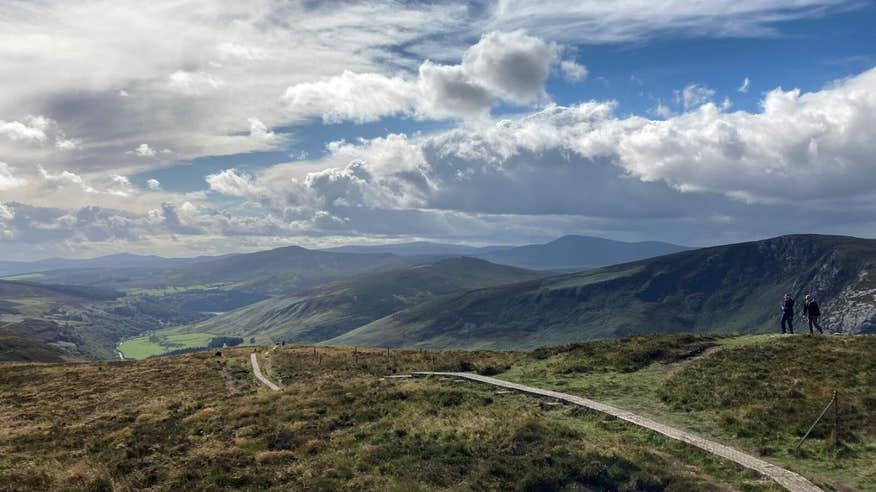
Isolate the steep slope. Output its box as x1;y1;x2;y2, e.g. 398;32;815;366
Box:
172;257;546;344
480;235;691;271
328;235;876;349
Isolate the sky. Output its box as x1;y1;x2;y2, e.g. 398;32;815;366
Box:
2;0;876;260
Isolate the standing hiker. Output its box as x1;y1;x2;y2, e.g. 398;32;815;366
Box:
780;293;795;334
803;294;824;335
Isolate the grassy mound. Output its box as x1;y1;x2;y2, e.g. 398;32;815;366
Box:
501;333;876;490
660;336;876;456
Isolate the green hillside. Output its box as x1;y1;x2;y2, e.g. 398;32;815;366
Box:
2;334;871;489
328;235;876;349
500;334;876;490
1;339;798;491
159;258;546;349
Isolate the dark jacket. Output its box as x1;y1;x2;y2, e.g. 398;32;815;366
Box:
781;298;795;317
804;300;821;317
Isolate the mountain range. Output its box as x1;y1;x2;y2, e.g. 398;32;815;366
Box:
323;235;691;271
328;235;875;349
169;257;546;344
3;234;874;360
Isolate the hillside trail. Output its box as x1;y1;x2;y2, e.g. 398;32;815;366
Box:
412;371;822;492
250;352;281;391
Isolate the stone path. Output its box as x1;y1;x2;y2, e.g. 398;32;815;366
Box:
412;371;822;492
250;352;281;391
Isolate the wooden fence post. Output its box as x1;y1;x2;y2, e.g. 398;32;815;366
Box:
833;390;839;447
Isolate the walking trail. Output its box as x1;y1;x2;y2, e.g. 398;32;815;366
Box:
412;371;822;492
250;352;281;391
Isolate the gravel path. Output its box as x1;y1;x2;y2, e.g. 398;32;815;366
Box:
250;352;281;391
413;371;822;492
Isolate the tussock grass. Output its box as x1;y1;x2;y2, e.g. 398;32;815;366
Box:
1;344;779;491
503;333;876;490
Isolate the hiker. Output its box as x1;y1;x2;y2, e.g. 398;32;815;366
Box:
780;293;795;334
803;294;824;335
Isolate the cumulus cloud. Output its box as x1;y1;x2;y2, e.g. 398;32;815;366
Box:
0;115;80;151
738;77;751;93
206;169;266;198
560;60;588;82
282;31;557;122
129;144;157;157
0;119;48;142
146;178;162;191
216;67;876;236
617;68;876;202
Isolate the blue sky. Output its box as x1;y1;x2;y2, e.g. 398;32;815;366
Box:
2;0;876;259
133;2;876;193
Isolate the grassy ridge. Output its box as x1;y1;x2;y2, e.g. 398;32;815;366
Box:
0;344;780;491
500;334;876;490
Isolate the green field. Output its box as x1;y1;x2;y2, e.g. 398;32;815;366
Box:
126;283;228;296
118;332;216;359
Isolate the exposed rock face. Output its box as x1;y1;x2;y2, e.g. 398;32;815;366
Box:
824;270;876;333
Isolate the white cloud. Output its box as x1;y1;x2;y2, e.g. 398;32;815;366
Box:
282;71;420;123
0;119;48;142
282;31;557;122
459;31;555;104
167;70;224;95
0;203;13;220
560;60;588;82
617;68;876;203
216;67;876;230
128;143;157;157
0;162;27;190
38;166;96;193
217;42;268;61
205;169;266;198
676;84;716;110
738;77;751;93
146;178;162;191
651;102;674;118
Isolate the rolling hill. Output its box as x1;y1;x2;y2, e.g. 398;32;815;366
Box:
321;241;512;257
0;253;225;278
27;245;418;297
160;257;546;347
322;235;691;271
327;235;876;349
478;235;691;271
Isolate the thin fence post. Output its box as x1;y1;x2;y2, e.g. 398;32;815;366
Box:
834;390;839;447
794;390;836;453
